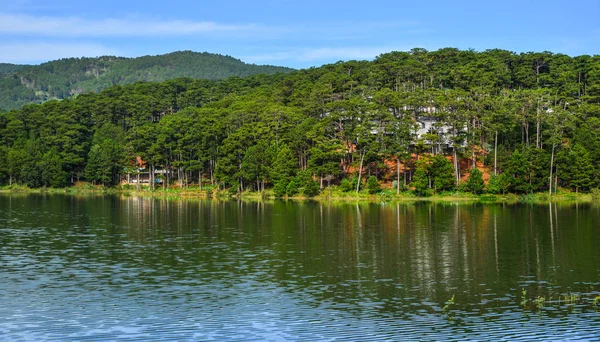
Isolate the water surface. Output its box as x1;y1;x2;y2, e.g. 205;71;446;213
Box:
1;195;599;340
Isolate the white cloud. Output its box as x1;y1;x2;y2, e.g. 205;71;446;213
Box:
0;42;119;63
297;47;393;62
242;46;405;65
0;13;427;41
0;13;257;37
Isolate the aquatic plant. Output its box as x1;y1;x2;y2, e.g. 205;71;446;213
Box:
593;295;600;308
443;294;455;312
534;296;545;310
564;293;580;304
520;289;528;308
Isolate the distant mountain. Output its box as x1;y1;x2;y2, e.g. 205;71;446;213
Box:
0;51;294;110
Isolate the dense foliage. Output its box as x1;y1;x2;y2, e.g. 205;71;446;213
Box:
0;51;293;110
0;63;29;75
1;48;600;196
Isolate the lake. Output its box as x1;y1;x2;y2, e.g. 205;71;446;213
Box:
1;194;599;341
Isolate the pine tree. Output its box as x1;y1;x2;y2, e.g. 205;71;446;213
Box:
430;155;455;192
412;160;430;196
466;168;484;194
568;144;595;192
366;176;381;194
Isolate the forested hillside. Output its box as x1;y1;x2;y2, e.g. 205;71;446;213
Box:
1;48;599;196
0;51;293;110
0;63;29;75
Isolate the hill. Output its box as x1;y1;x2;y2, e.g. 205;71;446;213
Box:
0;51;294;110
0;63;30;75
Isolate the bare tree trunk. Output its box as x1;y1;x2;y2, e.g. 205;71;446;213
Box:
471;125;476;169
536;97;541;149
549;143;555;197
494;130;498;175
356;151;365;193
179;166;183;189
397;157;401;194
454;148;459;183
150;164;154;191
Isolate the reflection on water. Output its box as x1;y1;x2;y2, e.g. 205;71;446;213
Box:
0;194;599;341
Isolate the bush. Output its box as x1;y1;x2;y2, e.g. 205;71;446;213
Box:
273;180;288;197
339;177;361;192
351;177;361;192
226;185;238;196
121;184;133;190
592;188;600;201
411;161;429;196
339;178;353;192
465;168;484;194
366;176;381;194
303;180;320;197
486;173;510;194
286;177;301;196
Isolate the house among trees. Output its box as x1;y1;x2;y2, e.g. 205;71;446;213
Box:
121;157;166;185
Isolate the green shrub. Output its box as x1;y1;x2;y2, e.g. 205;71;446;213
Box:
391;180;409;192
411;161;429;196
339;178;353;192
273;180;288;197
121;184;133;190
286;177;301;196
351;177;361;192
486;174;510;194
366;176;381;194
591;188;600;201
303;180;320;197
465;168;484;194
226;185;238;196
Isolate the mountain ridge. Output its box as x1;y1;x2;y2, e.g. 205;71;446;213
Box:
0;51;294;110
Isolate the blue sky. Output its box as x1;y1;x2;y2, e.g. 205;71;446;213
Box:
1;0;599;68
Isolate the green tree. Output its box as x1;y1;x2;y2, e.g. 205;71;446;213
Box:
560;144;595;192
271;144;297;185
465;168;484;194
366;176;381;194
430;155;455;192
85;124;126;186
241;140;273;191
411;159;430;196
486;173;510;194
40;148;68;188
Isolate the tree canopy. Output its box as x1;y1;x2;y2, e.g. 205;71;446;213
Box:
1;47;599;195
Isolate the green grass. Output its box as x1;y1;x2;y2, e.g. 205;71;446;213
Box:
0;183;596;204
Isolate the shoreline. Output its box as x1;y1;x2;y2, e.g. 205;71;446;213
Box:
0;185;595;203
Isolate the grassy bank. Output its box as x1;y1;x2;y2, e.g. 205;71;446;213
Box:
1;183;597;203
